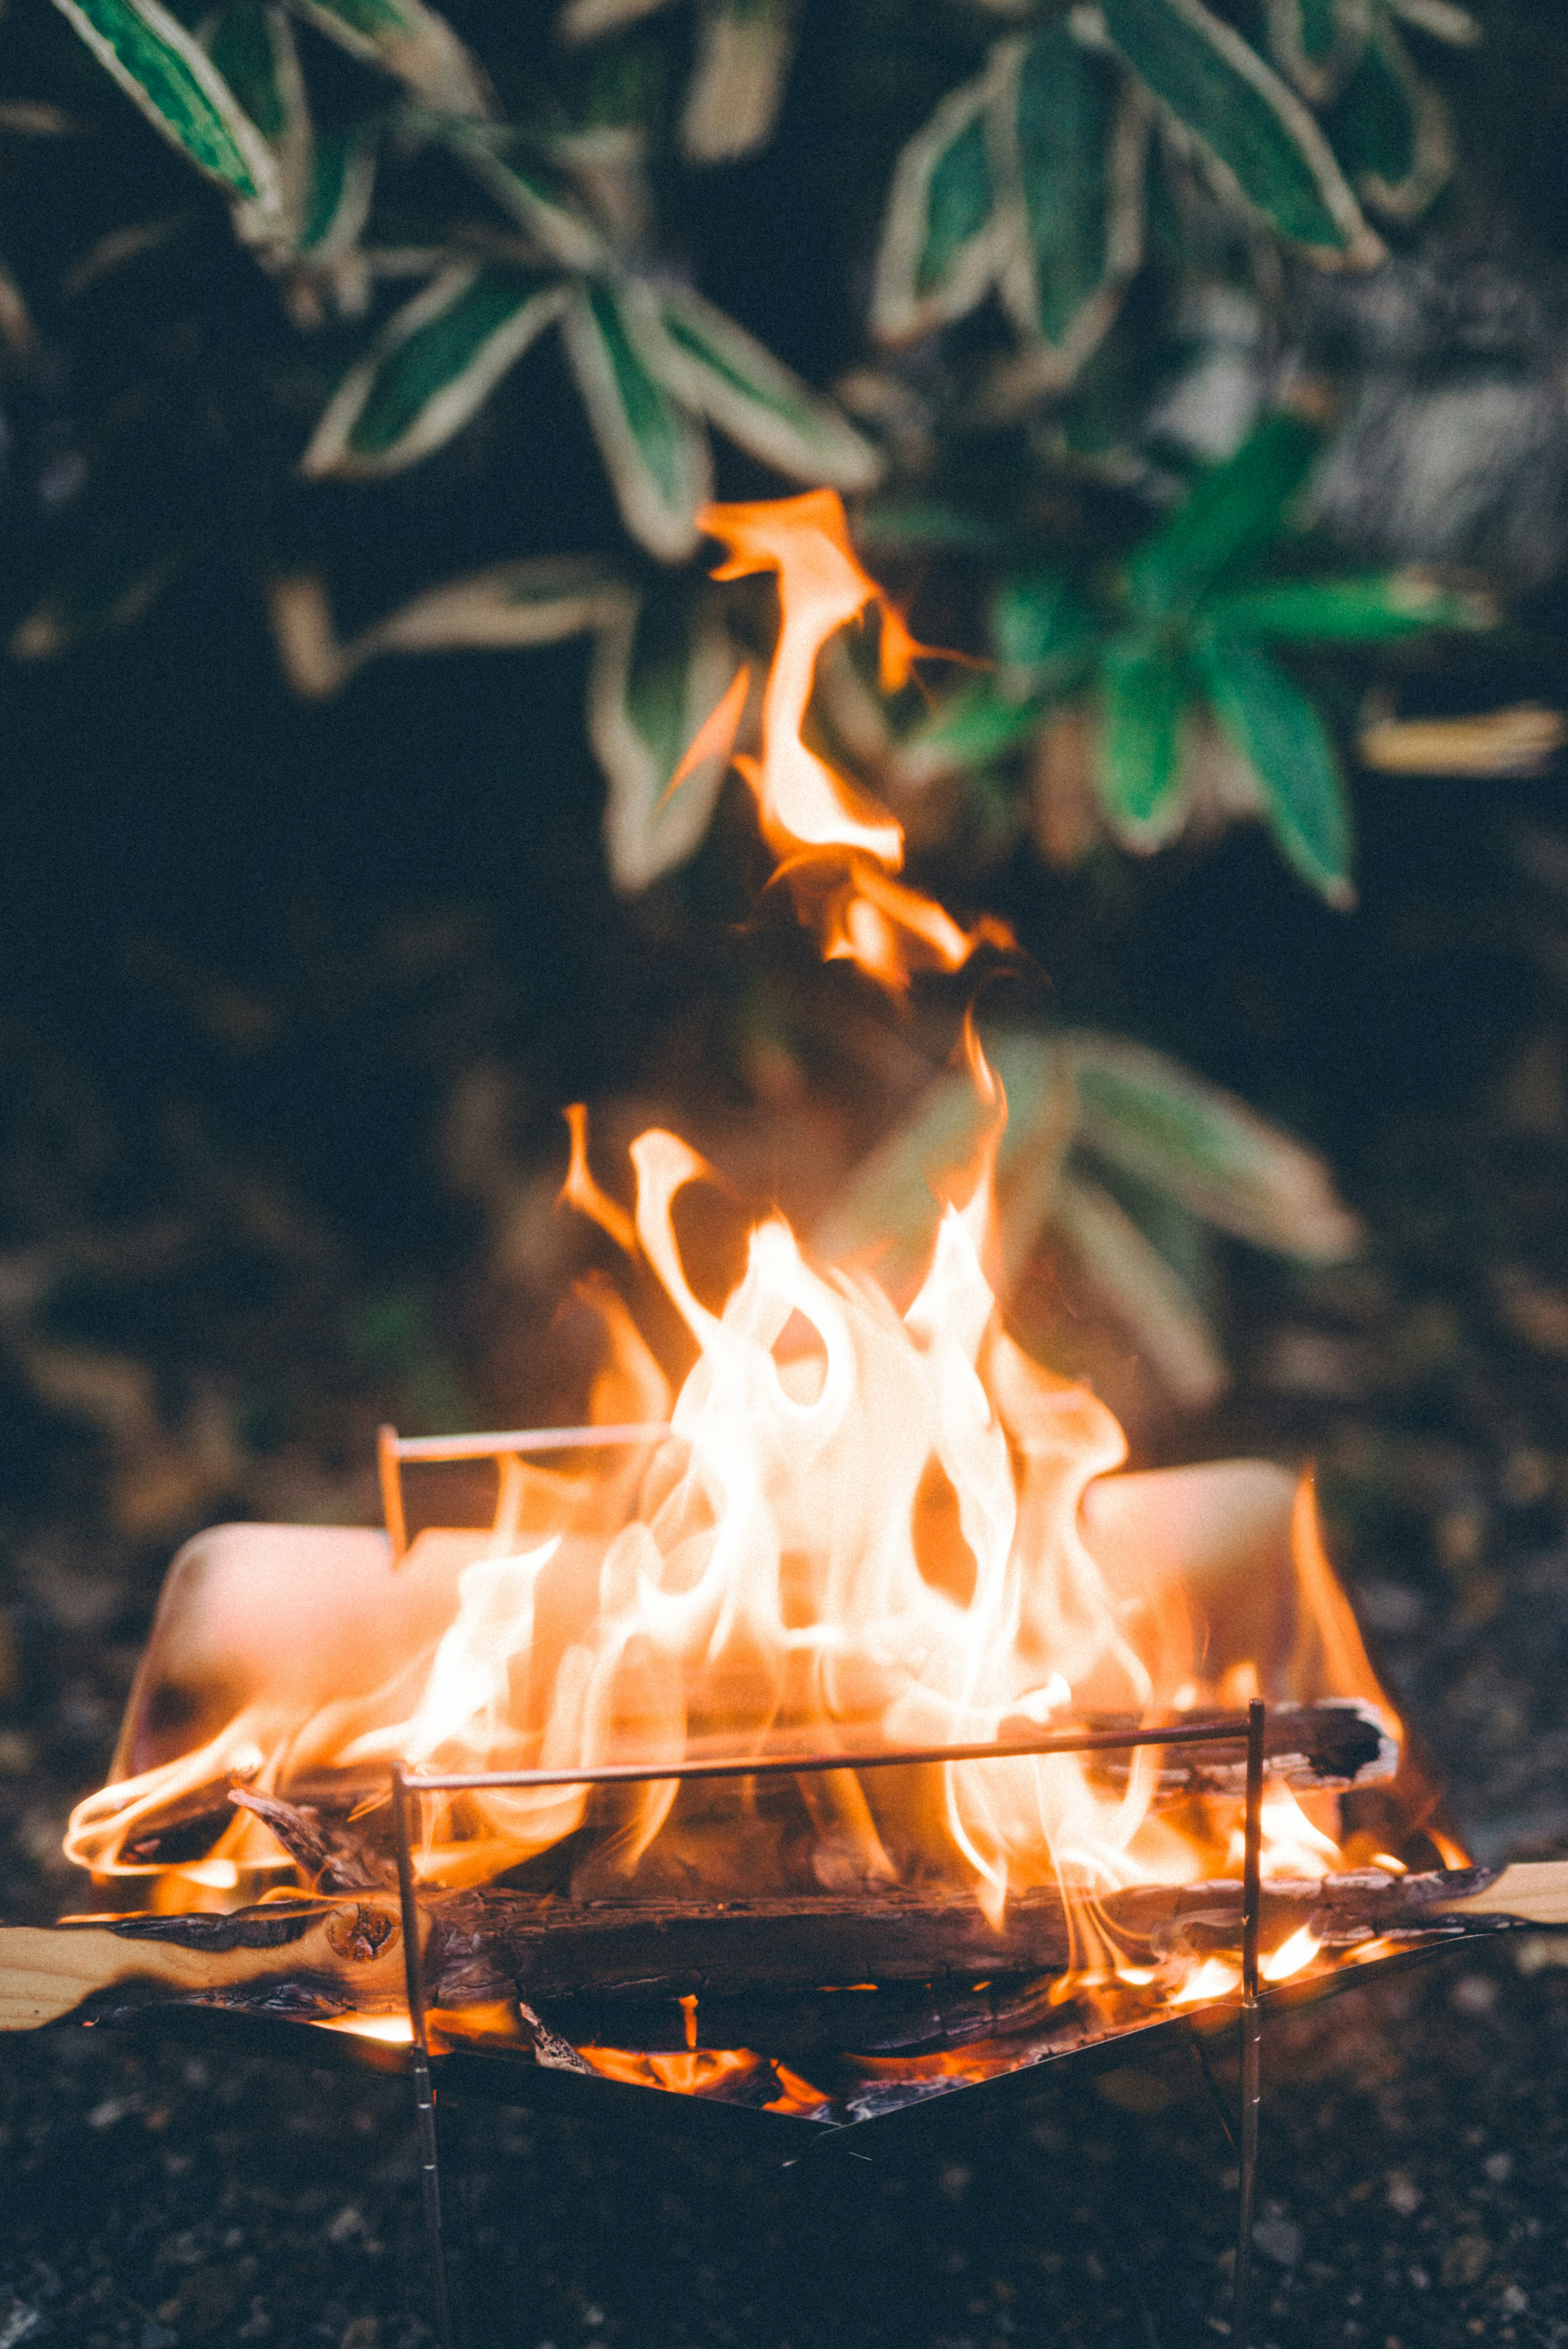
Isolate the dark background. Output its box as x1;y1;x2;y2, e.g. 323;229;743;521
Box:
7;0;1568;2341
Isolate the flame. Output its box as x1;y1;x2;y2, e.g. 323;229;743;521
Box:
697;490;1013;993
69;1057;1416;2021
1259;1923;1321;1983
60;496;1443;2074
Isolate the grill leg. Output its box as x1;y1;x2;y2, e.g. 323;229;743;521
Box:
1232;1698;1266;2346
410;2045;462;2349
1232;1997;1262;2345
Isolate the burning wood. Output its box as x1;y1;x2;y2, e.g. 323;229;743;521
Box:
8;1864;1566;2047
0;493;1489;2090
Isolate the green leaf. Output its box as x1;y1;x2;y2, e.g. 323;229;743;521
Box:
1207;570;1494;641
441;127;610;274
897;678;1047;789
649;284;881;493
1064;1029;1361;1258
201;0;310;235
1125;410;1322;618
991;570;1101;690
290;0;492;114
1196;632;1354;904
1100;0;1382;263
588;580;744;891
560;279;712;562
203;0;293;139
681;0;796;164
1094;634;1186;845
300;262;569;477
1323;15;1452;220
48;0;280;209
1050;1167;1226;1406
992;22;1148;389
870;42;1012;345
297;119;376;257
1264;0;1369;104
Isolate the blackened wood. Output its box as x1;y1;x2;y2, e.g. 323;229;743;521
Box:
229;1789;386;1892
117;1703;1395;1890
4;1862;1542;2036
424;1864;1502;2005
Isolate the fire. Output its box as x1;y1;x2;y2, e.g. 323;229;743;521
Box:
695;489;1013;992
67;1051;1406;1984
58;490;1440;2084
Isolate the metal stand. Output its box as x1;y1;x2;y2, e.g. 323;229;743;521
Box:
387;1711;1273;2349
1232;1698;1266;2348
393;1766;468;2349
375;1429;1274;2349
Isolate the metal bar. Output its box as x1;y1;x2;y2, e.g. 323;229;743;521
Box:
393;1766;459;2349
396;1713;1263;1796
1232;1698;1266;2349
378;1424;409;1564
387;1421;673;1463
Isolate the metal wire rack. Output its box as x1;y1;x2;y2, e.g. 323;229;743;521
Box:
376;1422;1272;2349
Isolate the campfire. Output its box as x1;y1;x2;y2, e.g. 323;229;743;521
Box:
2;493;1564;2345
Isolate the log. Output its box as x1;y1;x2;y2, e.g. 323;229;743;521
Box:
104;1701;1397;1889
6;1862;1566;2040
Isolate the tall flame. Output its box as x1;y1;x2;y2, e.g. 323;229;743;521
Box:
63;493;1424;2038
696;490;1013;993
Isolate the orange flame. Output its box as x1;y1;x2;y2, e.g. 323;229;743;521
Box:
697;490;1013;992
60;486;1445;2082
69;1054;1413;1997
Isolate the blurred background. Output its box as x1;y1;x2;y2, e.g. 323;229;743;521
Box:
5;0;1568;2340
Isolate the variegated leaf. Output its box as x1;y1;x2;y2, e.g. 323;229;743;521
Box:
1100;0;1383;265
648;283;881;492
1358;704;1566;777
49;0;280;212
1264;0;1369;105
1064;1030;1361;1259
1050;1167;1227;1408
1323;13;1452;220
300;262;568;477
556;0;672;40
201;0;311;239
870;41;1014;345
1196;631;1354;904
992;22;1148;394
362;555;630;660
289;0;492;116
589;581;743;892
443;128;610;275
271;559;634;701
681;0;797;164
1385;0;1477;43
297;119;376;259
560;280;711;562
